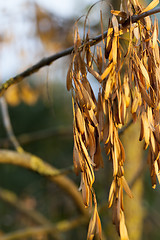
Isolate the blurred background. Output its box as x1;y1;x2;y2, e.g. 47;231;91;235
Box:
0;0;160;239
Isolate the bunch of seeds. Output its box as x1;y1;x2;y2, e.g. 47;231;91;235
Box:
67;0;160;239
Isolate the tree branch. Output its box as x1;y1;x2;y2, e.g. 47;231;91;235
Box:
0;150;88;217
122;7;160;27
0;7;160;96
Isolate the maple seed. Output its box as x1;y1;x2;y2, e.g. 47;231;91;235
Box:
66;0;160;239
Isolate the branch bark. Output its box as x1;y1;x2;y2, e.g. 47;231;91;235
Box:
0;150;87;217
0;7;160;96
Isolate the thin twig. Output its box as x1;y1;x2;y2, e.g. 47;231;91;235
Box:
0;7;160;96
0;150;88;217
0;97;23;152
122;7;160;27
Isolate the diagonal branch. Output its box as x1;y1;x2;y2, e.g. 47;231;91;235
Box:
0;150;88;217
0;7;160;96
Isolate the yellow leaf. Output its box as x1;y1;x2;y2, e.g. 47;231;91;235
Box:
81;172;90;207
108;180;116;208
145;16;151;31
139;115;145;141
139;81;154;108
120;210;129;240
120;93;126;125
112;36;118;64
141;0;159;13
74;26;81;49
88;123;96;157
66;62;73;91
153;19;158;48
112;15;119;36
131;97;139;114
111;10;127;19
86;64;102;83
101;62;113;80
112;147;118;176
87;205;97;240
105;21;113;59
121;176;133;198
73;142;82;175
134;52;150;89
104;76;112;100
78;133;95;187
142;112;150;149
75;104;85;134
96;211;102;239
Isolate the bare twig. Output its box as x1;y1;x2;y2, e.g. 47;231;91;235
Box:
0;150;88;217
122;7;160;27
0;8;160;96
0;97;23;152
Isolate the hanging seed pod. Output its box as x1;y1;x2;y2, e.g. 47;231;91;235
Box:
65;1;160;239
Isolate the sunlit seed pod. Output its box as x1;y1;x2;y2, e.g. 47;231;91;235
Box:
139;114;145;141
101;62;114;81
96;46;103;73
112;15;119;36
112;36;118;65
112;147;118;176
81;173;90;207
94;139;104;169
119;209;129;240
121;176;133;198
141;0;159;14
66;62;73;91
108;180;116;208
105;20;113;59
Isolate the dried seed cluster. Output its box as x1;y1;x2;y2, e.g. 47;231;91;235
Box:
66;0;160;239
